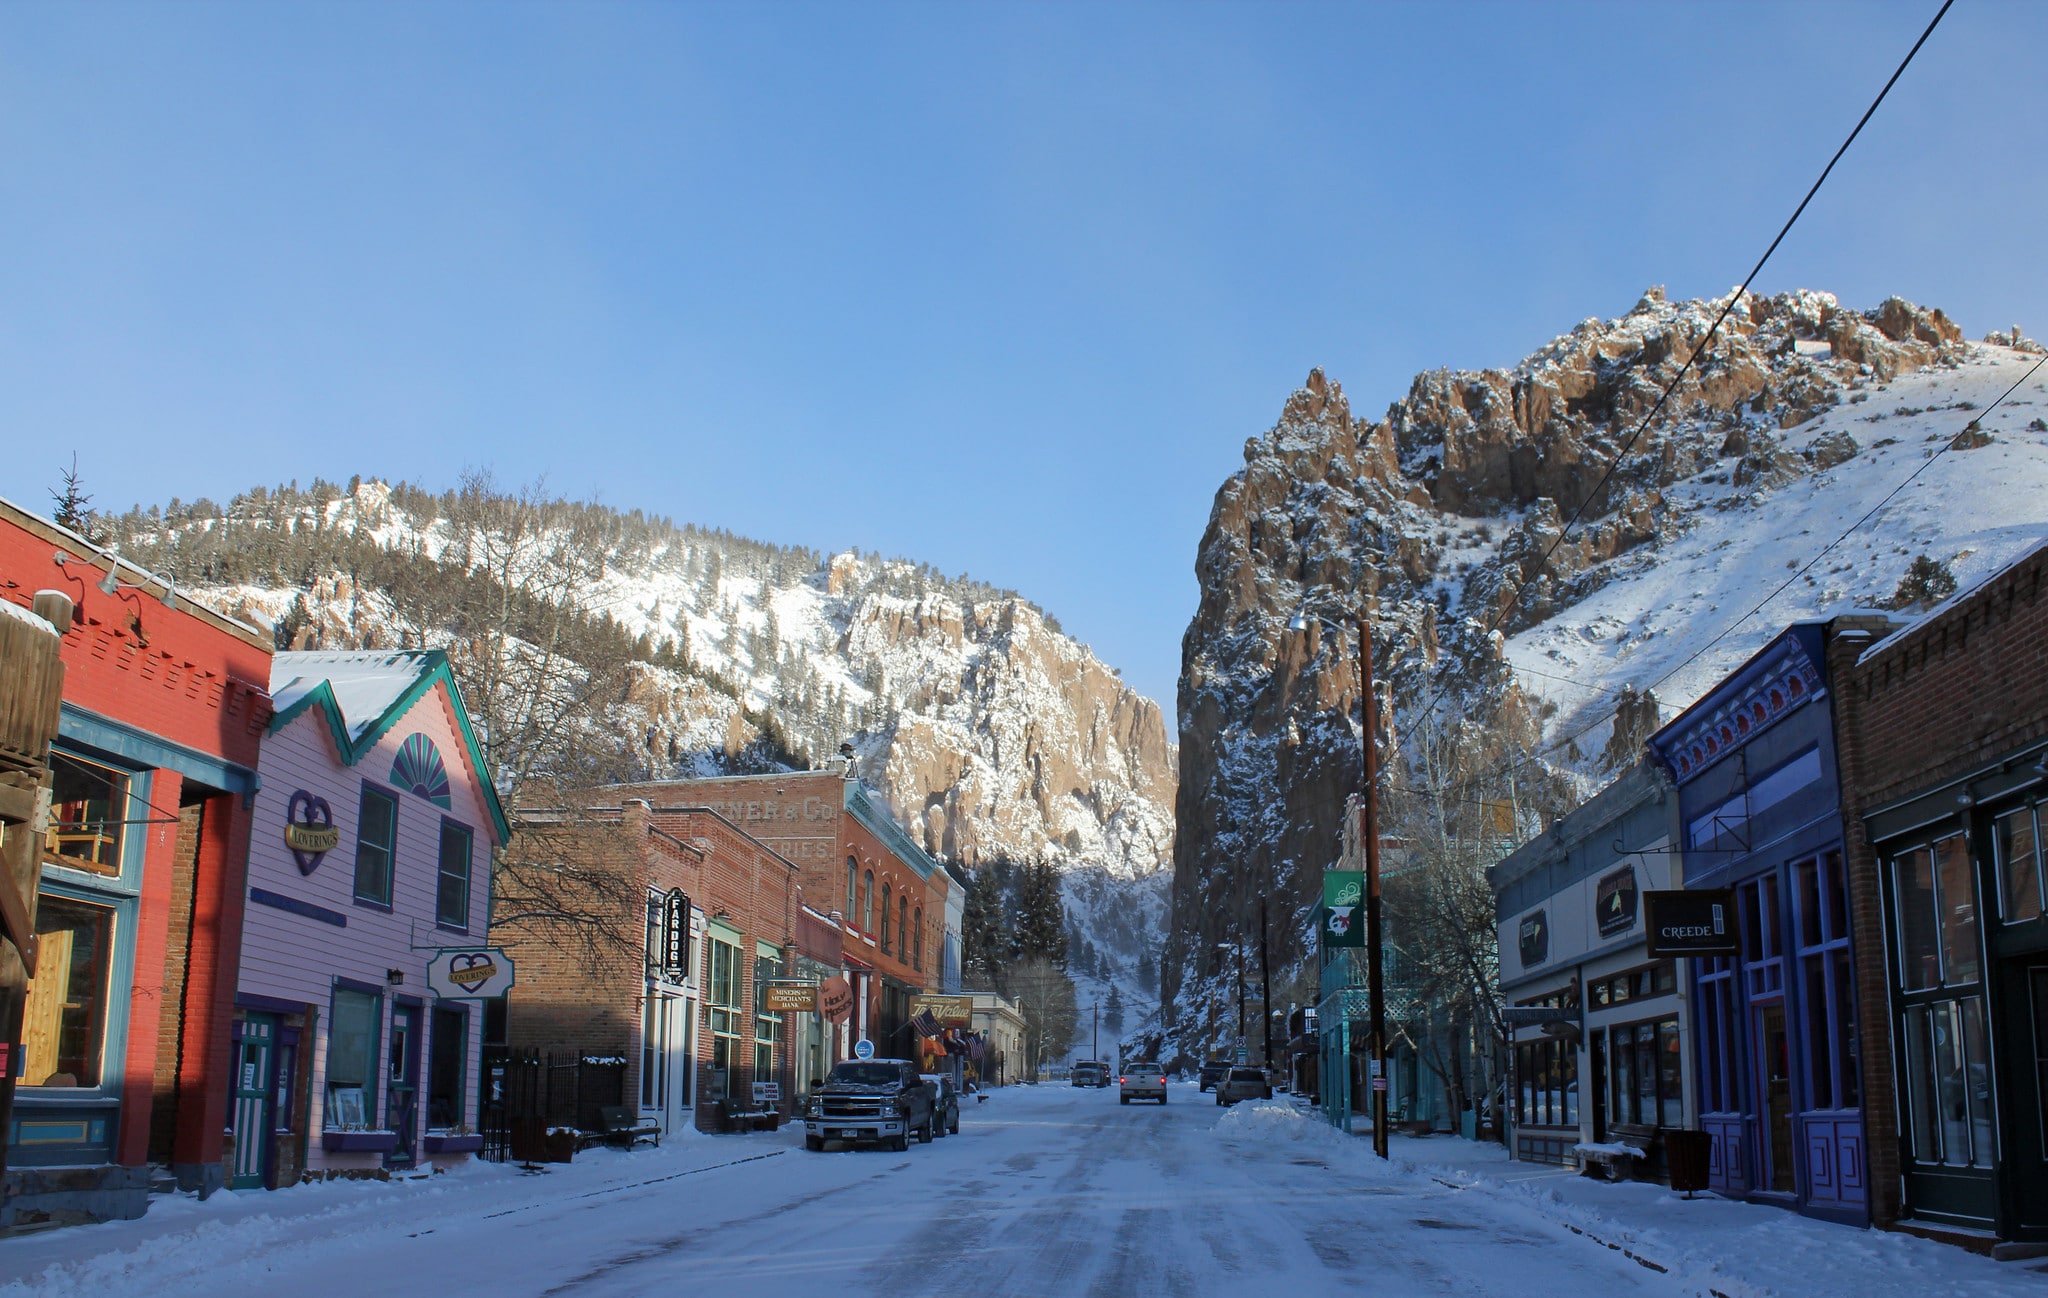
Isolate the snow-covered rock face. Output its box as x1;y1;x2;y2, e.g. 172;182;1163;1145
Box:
1165;288;2048;1043
120;485;1177;881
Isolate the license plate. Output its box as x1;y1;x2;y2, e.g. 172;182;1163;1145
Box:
829;1129;854;1138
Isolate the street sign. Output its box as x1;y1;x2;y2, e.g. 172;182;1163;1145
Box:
426;948;516;999
854;1038;874;1059
1644;889;1738;958
1322;871;1364;948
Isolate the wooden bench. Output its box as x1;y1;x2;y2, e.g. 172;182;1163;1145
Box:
580;1105;662;1150
1575;1125;1657;1181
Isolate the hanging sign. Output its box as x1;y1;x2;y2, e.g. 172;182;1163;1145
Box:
427;948;516;999
854;1038;875;1059
1645;889;1738;958
763;983;818;1014
818;975;855;1023
1322;871;1364;948
660;889;692;980
285;790;338;874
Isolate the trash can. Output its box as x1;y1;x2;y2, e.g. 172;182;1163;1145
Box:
1665;1129;1710;1196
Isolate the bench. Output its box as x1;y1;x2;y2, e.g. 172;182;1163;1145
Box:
588;1105;662;1149
1575;1125;1656;1181
716;1099;782;1134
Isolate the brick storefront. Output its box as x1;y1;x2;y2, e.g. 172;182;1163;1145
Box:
1828;545;2048;1248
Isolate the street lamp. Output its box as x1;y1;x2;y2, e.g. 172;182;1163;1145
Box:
1287;603;1389;1160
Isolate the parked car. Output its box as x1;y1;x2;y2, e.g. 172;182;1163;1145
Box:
1071;1061;1111;1088
1215;1067;1272;1107
1119;1062;1167;1105
922;1073;962;1136
1197;1060;1230;1092
805;1059;937;1151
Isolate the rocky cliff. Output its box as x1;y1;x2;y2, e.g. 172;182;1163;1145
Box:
1165;287;2043;1049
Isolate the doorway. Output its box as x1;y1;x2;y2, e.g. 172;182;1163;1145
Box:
387;1003;421;1167
1757;1002;1794;1193
228;1015;276;1190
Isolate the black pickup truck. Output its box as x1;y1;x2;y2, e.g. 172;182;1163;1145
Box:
803;1059;937;1152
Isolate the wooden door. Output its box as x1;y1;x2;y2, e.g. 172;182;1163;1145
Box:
229;1015;276;1190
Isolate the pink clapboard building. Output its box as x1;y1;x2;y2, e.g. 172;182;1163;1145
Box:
230;650;508;1187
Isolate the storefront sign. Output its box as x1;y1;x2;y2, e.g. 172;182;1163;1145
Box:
285;790;338;874
427;948;517;999
909;994;973;1026
1644;889;1737;957
763;983;818;1014
1518;909;1549;968
818;975;855;1023
660;889;691;980
753;1081;781;1104
1322;871;1364;948
1596;866;1639;937
854;1038;874;1059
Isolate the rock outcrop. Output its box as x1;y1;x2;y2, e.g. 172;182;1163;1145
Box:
1164;289;1970;1049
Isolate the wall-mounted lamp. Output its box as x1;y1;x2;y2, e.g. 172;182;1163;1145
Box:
386;969;405;986
1956;791;1976;808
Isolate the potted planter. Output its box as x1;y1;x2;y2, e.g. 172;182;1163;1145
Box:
321;1130;400;1153
424;1131;484;1154
544;1129;576;1163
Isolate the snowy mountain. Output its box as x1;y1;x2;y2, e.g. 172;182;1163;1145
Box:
1163;288;2048;1048
97;481;1177;885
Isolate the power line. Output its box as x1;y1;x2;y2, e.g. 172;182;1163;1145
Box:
1395;0;1955;744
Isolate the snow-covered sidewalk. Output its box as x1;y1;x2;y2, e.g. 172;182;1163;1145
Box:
1375;1127;2046;1298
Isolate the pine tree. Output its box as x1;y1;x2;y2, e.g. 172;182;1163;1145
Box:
1103;984;1126;1035
961;866;1011;990
1014;861;1068;964
1136;949;1158;995
50;453;97;538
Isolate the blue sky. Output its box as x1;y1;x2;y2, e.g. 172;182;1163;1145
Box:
3;1;2042;719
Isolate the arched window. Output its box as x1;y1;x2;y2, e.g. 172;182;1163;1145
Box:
881;882;893;952
845;856;857;921
913;907;924;971
899;897;910;965
862;870;874;932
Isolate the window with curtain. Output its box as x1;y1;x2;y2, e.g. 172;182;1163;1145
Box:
327;988;380;1129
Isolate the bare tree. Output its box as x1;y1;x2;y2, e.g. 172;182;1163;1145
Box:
1007;954;1078;1078
492;791;653;976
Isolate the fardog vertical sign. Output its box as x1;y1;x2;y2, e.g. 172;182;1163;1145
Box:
1644;890;1738;958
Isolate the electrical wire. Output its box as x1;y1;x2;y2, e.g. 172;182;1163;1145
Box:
1395;0;1955;745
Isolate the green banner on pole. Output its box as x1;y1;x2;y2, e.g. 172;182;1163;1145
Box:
1322;871;1365;948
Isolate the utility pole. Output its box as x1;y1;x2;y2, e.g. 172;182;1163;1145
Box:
1360;615;1388;1160
1092;1000;1099;1062
1259;894;1272;1069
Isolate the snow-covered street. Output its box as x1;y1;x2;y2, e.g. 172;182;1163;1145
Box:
5;1083;1683;1298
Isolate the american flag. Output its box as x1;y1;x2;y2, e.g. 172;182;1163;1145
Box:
910;1008;944;1038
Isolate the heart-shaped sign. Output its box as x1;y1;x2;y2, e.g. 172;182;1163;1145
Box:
286;790;337;874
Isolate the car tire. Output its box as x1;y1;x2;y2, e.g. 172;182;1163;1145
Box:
919;1116;936;1144
1120;1095;1129;1105
950;1118;960;1134
889;1131;909;1153
805;1135;824;1152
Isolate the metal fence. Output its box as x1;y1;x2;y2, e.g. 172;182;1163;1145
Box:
479;1049;627;1162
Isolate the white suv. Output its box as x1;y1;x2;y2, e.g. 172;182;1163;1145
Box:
1119;1062;1167;1104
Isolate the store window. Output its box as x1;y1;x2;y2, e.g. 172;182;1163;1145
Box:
45;750;129;875
1696;955;1740;1114
327;987;381;1129
709;935;742;1072
1891;834;1993;1169
1995;803;2044;925
355;785;398;906
20;895;115;1087
755;949;782;1081
1608;1017;1682;1127
1794;852;1859;1111
435;820;472;929
1514;1037;1577;1127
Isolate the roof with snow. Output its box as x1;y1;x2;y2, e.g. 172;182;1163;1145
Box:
269;648;510;843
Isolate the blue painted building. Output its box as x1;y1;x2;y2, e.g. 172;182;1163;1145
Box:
1648;622;1870;1223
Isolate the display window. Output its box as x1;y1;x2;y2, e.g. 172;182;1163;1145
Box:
20;894;116;1087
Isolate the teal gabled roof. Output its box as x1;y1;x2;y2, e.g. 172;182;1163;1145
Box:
268;649;511;844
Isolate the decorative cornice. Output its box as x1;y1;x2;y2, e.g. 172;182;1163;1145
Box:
1653;634;1823;784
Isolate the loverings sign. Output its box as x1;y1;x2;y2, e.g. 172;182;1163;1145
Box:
427;948;517;999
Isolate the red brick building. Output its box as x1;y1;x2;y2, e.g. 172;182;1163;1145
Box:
497;796;844;1134
2;498;272;1224
1828;545;2048;1250
615;771;956;1061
